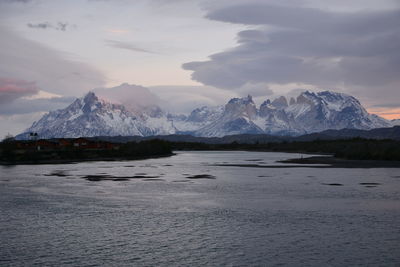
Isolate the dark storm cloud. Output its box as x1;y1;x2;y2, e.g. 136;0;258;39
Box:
27;22;73;31
206;4;400;34
183;3;400;93
105;40;156;54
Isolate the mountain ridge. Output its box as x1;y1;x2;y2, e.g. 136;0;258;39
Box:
17;89;394;139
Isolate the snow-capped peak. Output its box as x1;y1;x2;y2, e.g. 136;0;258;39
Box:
225;95;257;120
17;90;393;139
271;96;288;108
228;94;254;105
17;92;176;139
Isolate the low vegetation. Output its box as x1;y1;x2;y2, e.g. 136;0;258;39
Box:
1;136;399;164
0;138;172;164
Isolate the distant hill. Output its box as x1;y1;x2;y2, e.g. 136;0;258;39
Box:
88;126;400;144
296;126;400;141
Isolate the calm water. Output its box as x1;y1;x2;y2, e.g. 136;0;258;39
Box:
0;151;399;266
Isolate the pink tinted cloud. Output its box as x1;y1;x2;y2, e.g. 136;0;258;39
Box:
0;78;39;103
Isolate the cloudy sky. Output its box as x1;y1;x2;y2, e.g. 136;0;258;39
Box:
0;0;399;137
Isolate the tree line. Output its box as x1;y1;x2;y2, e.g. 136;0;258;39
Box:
168;138;400;161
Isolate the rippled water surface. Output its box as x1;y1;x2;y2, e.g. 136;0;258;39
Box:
1;151;400;266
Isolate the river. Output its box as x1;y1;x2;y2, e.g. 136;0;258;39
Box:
1;151;399;266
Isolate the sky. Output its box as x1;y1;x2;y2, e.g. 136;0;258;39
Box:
0;0;399;137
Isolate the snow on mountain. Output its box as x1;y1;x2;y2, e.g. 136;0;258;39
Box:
192;91;391;137
256;91;391;135
171;105;224;133
17;89;393;139
290;91;391;132
392;119;400;126
17;92;176;139
194;95;264;137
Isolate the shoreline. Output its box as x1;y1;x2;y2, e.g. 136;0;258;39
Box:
179;149;400;168
2;151;400;168
0;153;175;166
278;156;400;168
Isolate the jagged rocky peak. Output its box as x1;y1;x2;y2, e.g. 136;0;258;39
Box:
260;99;272;108
259;95;289;117
259;99;275;117
289;97;296;105
225;95;257;119
228;94;254;105
271;96;288;108
188;106;216;122
296;91;315;105
300;90;348;102
82;91;102;113
83;91;98;104
299;90;364;111
318;90;348;101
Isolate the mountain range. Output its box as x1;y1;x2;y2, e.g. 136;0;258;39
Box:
17;89;395;139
